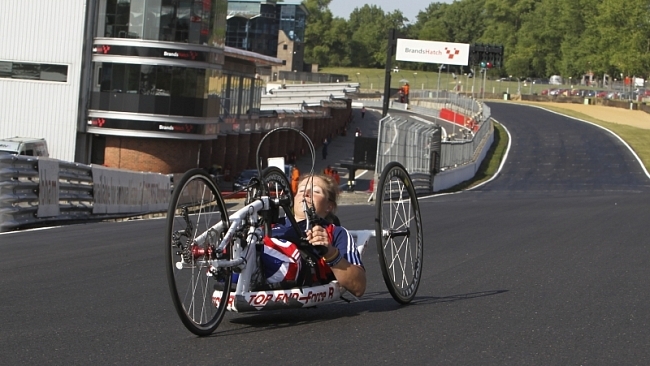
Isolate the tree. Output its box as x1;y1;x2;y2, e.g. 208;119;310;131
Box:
582;0;650;78
303;0;345;66
348;5;392;67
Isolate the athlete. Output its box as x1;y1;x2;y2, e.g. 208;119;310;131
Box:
267;174;366;297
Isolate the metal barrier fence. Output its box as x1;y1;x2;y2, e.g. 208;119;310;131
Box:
375;115;441;195
0;155;171;232
362;91;492;193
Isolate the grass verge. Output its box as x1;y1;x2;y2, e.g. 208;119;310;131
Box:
441;102;650;193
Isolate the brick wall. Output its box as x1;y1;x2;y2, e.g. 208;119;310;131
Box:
104;136;200;174
102;104;351;177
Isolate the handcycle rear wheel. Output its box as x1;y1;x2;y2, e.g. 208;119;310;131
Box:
165;169;232;336
375;162;423;304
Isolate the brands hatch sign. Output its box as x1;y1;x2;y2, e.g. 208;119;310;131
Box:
396;39;469;66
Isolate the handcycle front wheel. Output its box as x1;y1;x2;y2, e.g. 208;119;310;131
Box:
165;169;232;336
244;166;294;234
261;165;294;232
375;162;423;304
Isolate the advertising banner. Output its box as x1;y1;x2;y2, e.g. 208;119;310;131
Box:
396;39;469;66
92;165;171;214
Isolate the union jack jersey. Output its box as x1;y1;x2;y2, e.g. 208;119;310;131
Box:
270;218;364;268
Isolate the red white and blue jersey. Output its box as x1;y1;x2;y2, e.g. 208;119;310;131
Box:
261;236;303;283
259;218;364;284
269;218;364;268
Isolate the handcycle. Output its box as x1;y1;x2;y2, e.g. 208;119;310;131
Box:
165;127;423;336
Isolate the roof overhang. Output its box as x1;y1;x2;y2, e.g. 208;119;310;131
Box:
224;46;283;66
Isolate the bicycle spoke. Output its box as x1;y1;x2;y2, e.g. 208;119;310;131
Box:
376;162;423;304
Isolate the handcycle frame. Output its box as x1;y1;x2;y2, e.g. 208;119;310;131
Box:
166;127;423;336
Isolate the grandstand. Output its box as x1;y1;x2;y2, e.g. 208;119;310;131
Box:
261;82;360;111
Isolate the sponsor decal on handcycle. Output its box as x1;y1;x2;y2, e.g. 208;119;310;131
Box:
213;282;342;312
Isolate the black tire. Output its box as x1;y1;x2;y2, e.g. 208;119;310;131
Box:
375;162;423;304
260;166;294;232
165;169;232;336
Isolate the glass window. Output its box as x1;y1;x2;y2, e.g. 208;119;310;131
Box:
125;64;140;92
111;63;126;92
99;0;224;44
140;65;156;94
126;0;145;39
0;62;68;83
154;66;172;96
41;64;68;82
182;68;199;98
0;62;12;78
99;64;112;91
170;66;185;97
12;63;40;80
143;0;162;40
196;68;207;98
91;62;214;117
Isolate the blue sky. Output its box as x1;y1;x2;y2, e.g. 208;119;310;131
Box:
328;0;454;23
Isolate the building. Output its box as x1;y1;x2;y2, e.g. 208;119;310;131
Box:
1;0;350;177
0;0;281;173
225;0;309;80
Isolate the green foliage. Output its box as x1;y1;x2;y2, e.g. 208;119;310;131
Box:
303;0;650;80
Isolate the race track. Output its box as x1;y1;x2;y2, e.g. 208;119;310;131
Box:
2;103;650;364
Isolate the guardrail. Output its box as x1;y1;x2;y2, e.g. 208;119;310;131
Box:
2;91;492;231
0;155;171;232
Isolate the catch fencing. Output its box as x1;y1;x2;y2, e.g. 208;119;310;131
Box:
363;91;492;193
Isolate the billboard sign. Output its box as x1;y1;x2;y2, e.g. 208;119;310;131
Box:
396;39;469;66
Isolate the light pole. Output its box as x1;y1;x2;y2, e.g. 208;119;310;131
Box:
437;64;445;98
481;67;487;99
471;69;476;98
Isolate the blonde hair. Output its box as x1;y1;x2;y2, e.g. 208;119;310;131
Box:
297;173;340;222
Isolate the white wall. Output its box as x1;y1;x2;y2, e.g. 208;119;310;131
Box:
0;0;87;161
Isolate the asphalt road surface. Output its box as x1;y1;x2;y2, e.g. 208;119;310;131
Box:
2;103;650;364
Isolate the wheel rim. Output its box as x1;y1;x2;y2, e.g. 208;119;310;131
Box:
167;172;231;335
377;164;423;303
261;166;294;216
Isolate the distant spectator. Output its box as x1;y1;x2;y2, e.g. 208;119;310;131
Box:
361;106;366;119
291;165;300;195
403;83;410;103
332;169;341;185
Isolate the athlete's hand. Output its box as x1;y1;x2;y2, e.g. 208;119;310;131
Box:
306;225;334;257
